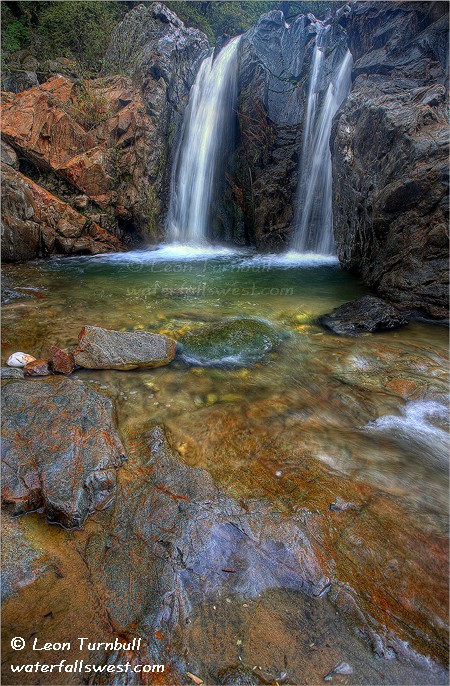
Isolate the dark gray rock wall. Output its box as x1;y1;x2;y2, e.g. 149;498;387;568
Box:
223;11;348;251
331;2;449;318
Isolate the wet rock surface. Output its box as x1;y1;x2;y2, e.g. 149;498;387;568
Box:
320;295;409;336
73;325;177;370
177;318;286;367
1;378;126;528
0;367;23;379
331;2;449;317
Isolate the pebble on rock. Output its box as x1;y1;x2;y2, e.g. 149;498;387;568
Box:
6;352;36;367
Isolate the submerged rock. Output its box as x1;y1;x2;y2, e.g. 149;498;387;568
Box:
319;296;409;336
73;325;177;370
1;378;126;528
177;318;286;367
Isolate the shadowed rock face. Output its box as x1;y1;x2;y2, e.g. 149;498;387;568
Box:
221;10;348;250
331;2;449;318
1;163;124;261
1;378;126;528
73;325;177;370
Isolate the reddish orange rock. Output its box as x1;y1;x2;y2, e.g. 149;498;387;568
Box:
50;347;75;375
23;359;50;376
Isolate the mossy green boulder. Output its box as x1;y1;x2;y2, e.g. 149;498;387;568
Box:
177;318;286;367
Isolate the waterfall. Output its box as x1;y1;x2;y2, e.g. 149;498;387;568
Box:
166;37;240;244
292;35;352;254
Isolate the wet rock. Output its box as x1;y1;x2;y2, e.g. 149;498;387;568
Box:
1;164;123;261
228;9;348;249
331;3;449;317
1;515;54;602
0;367;24;379
84;426;328;678
320;296;409;336
50;346;75;375
104;4;209;239
73;325;177;370
216;666;268;684
23;359;51;376
177;318;286;367
1;378;126;528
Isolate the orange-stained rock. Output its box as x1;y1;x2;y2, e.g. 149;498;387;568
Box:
1;163;123;261
50;347;75;375
1;74;159;246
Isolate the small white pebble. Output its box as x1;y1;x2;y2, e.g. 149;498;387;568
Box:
275;470;282;477
226;598;231;603
236;640;242;646
213;606;216;610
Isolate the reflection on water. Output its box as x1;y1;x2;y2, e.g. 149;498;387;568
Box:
2;247;449;679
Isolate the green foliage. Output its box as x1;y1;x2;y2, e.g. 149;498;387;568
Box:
35;1;124;70
2;17;29;53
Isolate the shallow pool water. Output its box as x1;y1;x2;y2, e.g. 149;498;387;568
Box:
2;246;449;683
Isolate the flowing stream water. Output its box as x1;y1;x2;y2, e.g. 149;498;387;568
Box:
166;39;240;244
292;32;353;254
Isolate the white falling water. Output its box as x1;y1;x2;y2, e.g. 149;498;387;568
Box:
292;38;353;254
166;37;240;244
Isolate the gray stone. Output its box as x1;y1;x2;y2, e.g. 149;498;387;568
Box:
1;141;18;169
73;325;177;370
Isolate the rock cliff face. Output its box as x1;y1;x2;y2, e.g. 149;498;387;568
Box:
1;2;208;260
1;163;122;260
104;2;209;233
331;2;448;318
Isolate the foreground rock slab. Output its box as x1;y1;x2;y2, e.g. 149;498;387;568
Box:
1;378;126;528
73;325;177;370
320;295;409;336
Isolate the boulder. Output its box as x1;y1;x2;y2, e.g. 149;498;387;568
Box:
177;318;286;367
331;2;449;317
1;163;123;261
319;295;409;336
1;378;126;528
72;325;177;370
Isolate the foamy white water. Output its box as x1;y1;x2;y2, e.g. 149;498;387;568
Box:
366;400;450;468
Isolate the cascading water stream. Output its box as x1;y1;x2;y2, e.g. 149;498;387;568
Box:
166;37;240;244
292;32;352;255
